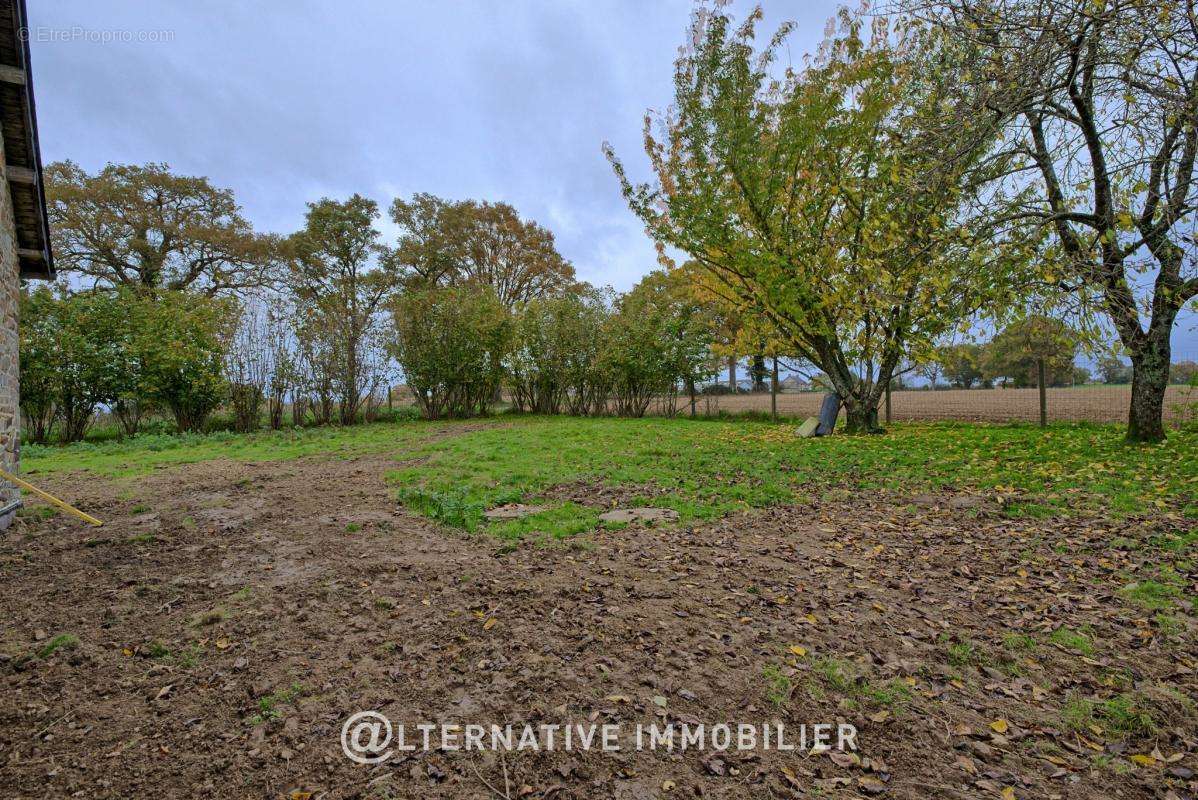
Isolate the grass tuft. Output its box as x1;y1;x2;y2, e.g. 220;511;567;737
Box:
36;633;79;659
1048;627;1094;656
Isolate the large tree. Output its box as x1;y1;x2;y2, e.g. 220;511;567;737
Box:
607;7;1028;432
389;194;577;307
912;0;1198;441
45;161;279;296
982;315;1078;388
287;195;398;425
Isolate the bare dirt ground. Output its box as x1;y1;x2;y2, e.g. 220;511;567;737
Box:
678;385;1194;425
1;452;1195;799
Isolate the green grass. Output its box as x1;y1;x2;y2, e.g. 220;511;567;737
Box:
806;657;912;710
381;417;1195;538
35;633;78;659
250;682;305;725
144;640;172;659
1062;692;1157;737
189;607;228;627
1120;577;1184;611
762;663;794;707
1002;633;1038;652
22;416;1197;539
1049;627;1095;656
947;639;982;667
22;421;442;478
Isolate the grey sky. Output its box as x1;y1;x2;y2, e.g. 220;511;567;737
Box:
27;1;827;288
26;1;1198;356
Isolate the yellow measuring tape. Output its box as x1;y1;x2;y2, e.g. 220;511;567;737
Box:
0;467;103;526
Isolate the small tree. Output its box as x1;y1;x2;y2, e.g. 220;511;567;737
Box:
559;288;614;416
17;288;60;443
225;302;271;432
390;287;511;419
288;195;399;425
507;295;584;414
607;7;1028;432
56;291;131;442
136;291;235;432
915;360;942;391
263;299;300;430
1172;361;1198;386
18;287;130;442
600;270;714;417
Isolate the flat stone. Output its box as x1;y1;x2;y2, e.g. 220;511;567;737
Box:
598;507;680;525
947;495;986;511
795;417;820;438
483;504;548;520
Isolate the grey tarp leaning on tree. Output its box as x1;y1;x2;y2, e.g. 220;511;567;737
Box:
815;392;840;436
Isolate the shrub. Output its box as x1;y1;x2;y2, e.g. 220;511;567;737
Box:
507;289;612;415
134;291;235;432
600;270;713;417
390;286;511;419
18;287;134;442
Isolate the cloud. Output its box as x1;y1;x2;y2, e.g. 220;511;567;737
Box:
25;1;1198;349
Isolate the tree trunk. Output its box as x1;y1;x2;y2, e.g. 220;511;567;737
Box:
1037;358;1047;428
1126;335;1171;443
751;352;767;392
727;356;737;391
842;403;882;435
770;357;778;423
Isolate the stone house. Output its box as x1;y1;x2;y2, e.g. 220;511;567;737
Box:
0;0;54;529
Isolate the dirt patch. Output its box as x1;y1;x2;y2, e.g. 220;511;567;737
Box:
542;479;669;509
0;458;1194;799
484;504;549;520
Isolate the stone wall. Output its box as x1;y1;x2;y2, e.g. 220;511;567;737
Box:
0;131;20;530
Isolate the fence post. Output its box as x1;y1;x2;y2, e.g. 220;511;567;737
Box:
885;380;892;425
1037;358;1047;427
770;357;779;423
